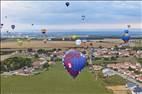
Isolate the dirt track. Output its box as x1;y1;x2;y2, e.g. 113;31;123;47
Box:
107;86;130;94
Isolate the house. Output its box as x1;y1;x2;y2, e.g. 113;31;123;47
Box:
126;82;137;90
125;82;142;94
137;76;142;82
132;86;142;94
102;68;115;77
32;60;47;69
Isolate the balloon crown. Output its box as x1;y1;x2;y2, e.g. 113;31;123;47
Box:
124;30;129;33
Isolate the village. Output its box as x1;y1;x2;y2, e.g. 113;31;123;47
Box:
1;46;142;94
94;47;142;82
1;47;142;79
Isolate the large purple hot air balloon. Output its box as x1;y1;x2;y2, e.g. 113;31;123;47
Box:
63;50;86;78
11;25;15;30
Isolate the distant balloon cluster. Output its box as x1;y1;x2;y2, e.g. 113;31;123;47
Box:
1;1;87;41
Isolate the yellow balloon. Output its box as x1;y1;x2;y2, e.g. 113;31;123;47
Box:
16;39;23;46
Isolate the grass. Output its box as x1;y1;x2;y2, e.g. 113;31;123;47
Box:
136;58;142;64
102;75;126;86
1;62;113;94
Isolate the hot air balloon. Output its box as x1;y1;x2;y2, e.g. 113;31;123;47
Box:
128;25;131;28
122;33;130;43
6;30;9;33
16;39;23;46
72;35;77;39
124;30;129;33
63;50;86;78
65;2;70;7
11;25;15;30
41;28;47;34
5;16;7;19
0;24;4;29
75;39;81;46
81;15;85;21
1;24;4;26
72;35;79;40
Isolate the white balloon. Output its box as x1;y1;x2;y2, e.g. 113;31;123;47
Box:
75;39;81;46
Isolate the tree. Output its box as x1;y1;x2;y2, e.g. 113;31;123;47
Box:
114;45;119;51
104;57;109;61
1;57;32;72
43;63;49;69
34;54;39;58
37;49;46;54
111;56;117;60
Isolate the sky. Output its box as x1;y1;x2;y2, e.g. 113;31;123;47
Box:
1;1;142;32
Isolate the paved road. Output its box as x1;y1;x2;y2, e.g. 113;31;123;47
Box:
109;69;142;87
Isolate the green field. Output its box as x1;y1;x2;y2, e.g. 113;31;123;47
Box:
1;62;113;94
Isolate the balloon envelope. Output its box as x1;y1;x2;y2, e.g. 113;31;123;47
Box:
41;29;47;34
75;39;81;46
63;50;86;78
65;2;70;7
128;25;131;28
72;35;79;40
124;30;129;33
122;33;130;43
5;16;7;19
0;24;4;29
16;39;23;46
11;25;15;30
1;24;4;26
81;15;85;20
